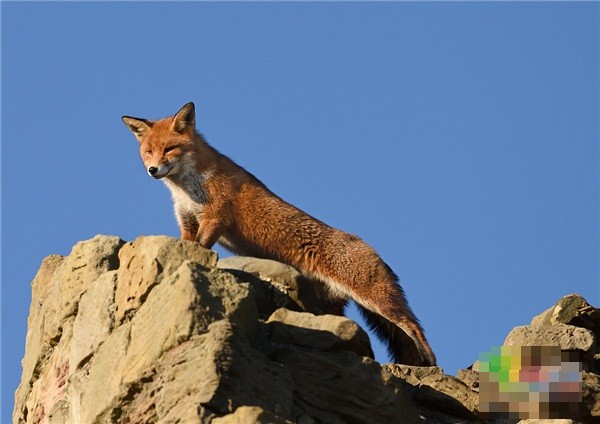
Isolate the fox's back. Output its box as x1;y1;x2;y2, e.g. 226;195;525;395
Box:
213;172;379;289
213;169;329;264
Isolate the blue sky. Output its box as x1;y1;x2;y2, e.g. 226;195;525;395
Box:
2;2;598;420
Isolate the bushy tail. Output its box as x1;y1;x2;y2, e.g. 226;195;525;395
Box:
357;304;435;366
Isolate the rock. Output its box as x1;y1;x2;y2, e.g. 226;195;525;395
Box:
581;371;600;420
504;324;596;361
115;235;217;323
416;407;474;423
45;236;124;338
217;256;324;317
76;321;132;423
17;254;64;413
14;235;420;424
267;308;373;358
273;347;420;424
385;364;478;420
23;318;75;424
76;261;259;423
456;368;479;392
44;235;125;344
120;260;257;385
531;294;600;343
15;235;125;424
70;271;117;370
15;237;600;424
212;406;292;424
384;364;444;386
417;373;479;419
110;321;295;423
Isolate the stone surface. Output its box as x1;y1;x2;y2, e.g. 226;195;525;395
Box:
456;368;479;392
417;373;479;419
267;308;373;358
384;364;444;386
15;235;125;424
217;256;324;317
108;321;295;423
44;235;125;342
70;270;117;371
274;347;420;424
76;261;259;423
13;236;600;424
15;235;420;424
531;294;600;342
212;406;292;424
581;371;600;420
385;364;478;420
17;254;64;415
116;235;217;323
504;324;596;358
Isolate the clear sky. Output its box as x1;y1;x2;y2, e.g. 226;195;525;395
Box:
2;2;598;421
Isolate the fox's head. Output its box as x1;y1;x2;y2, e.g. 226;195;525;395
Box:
122;102;198;179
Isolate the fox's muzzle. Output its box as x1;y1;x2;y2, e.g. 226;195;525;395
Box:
147;165;170;179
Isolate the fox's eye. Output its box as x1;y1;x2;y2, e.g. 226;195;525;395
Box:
145;150;152;155
165;146;177;153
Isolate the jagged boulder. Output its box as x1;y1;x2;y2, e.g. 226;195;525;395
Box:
115;235;218;323
267;308;373;358
531;294;600;337
504;324;596;362
385;365;479;420
14;235;420;424
531;293;600;373
217;256;325;317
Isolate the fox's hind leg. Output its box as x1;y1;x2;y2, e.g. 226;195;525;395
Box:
318;289;348;316
306;275;349;316
356;304;426;365
357;275;436;366
323;297;348;316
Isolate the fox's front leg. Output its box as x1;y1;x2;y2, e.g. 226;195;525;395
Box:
177;212;199;242
193;202;233;249
176;211;221;248
195;217;225;249
177;213;221;248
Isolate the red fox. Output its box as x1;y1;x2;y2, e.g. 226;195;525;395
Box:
122;102;436;366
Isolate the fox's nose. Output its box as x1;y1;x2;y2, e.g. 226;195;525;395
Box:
148;166;158;176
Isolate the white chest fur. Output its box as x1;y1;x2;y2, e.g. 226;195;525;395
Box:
163;165;211;217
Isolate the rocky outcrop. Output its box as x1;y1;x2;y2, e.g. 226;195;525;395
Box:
13;236;419;424
13;235;600;423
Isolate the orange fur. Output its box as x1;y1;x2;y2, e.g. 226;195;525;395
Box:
123;102;436;366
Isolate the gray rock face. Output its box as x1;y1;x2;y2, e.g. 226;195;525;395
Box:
13;237;600;423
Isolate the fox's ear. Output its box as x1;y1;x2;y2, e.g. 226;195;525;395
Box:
122;116;152;142
172;102;195;133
